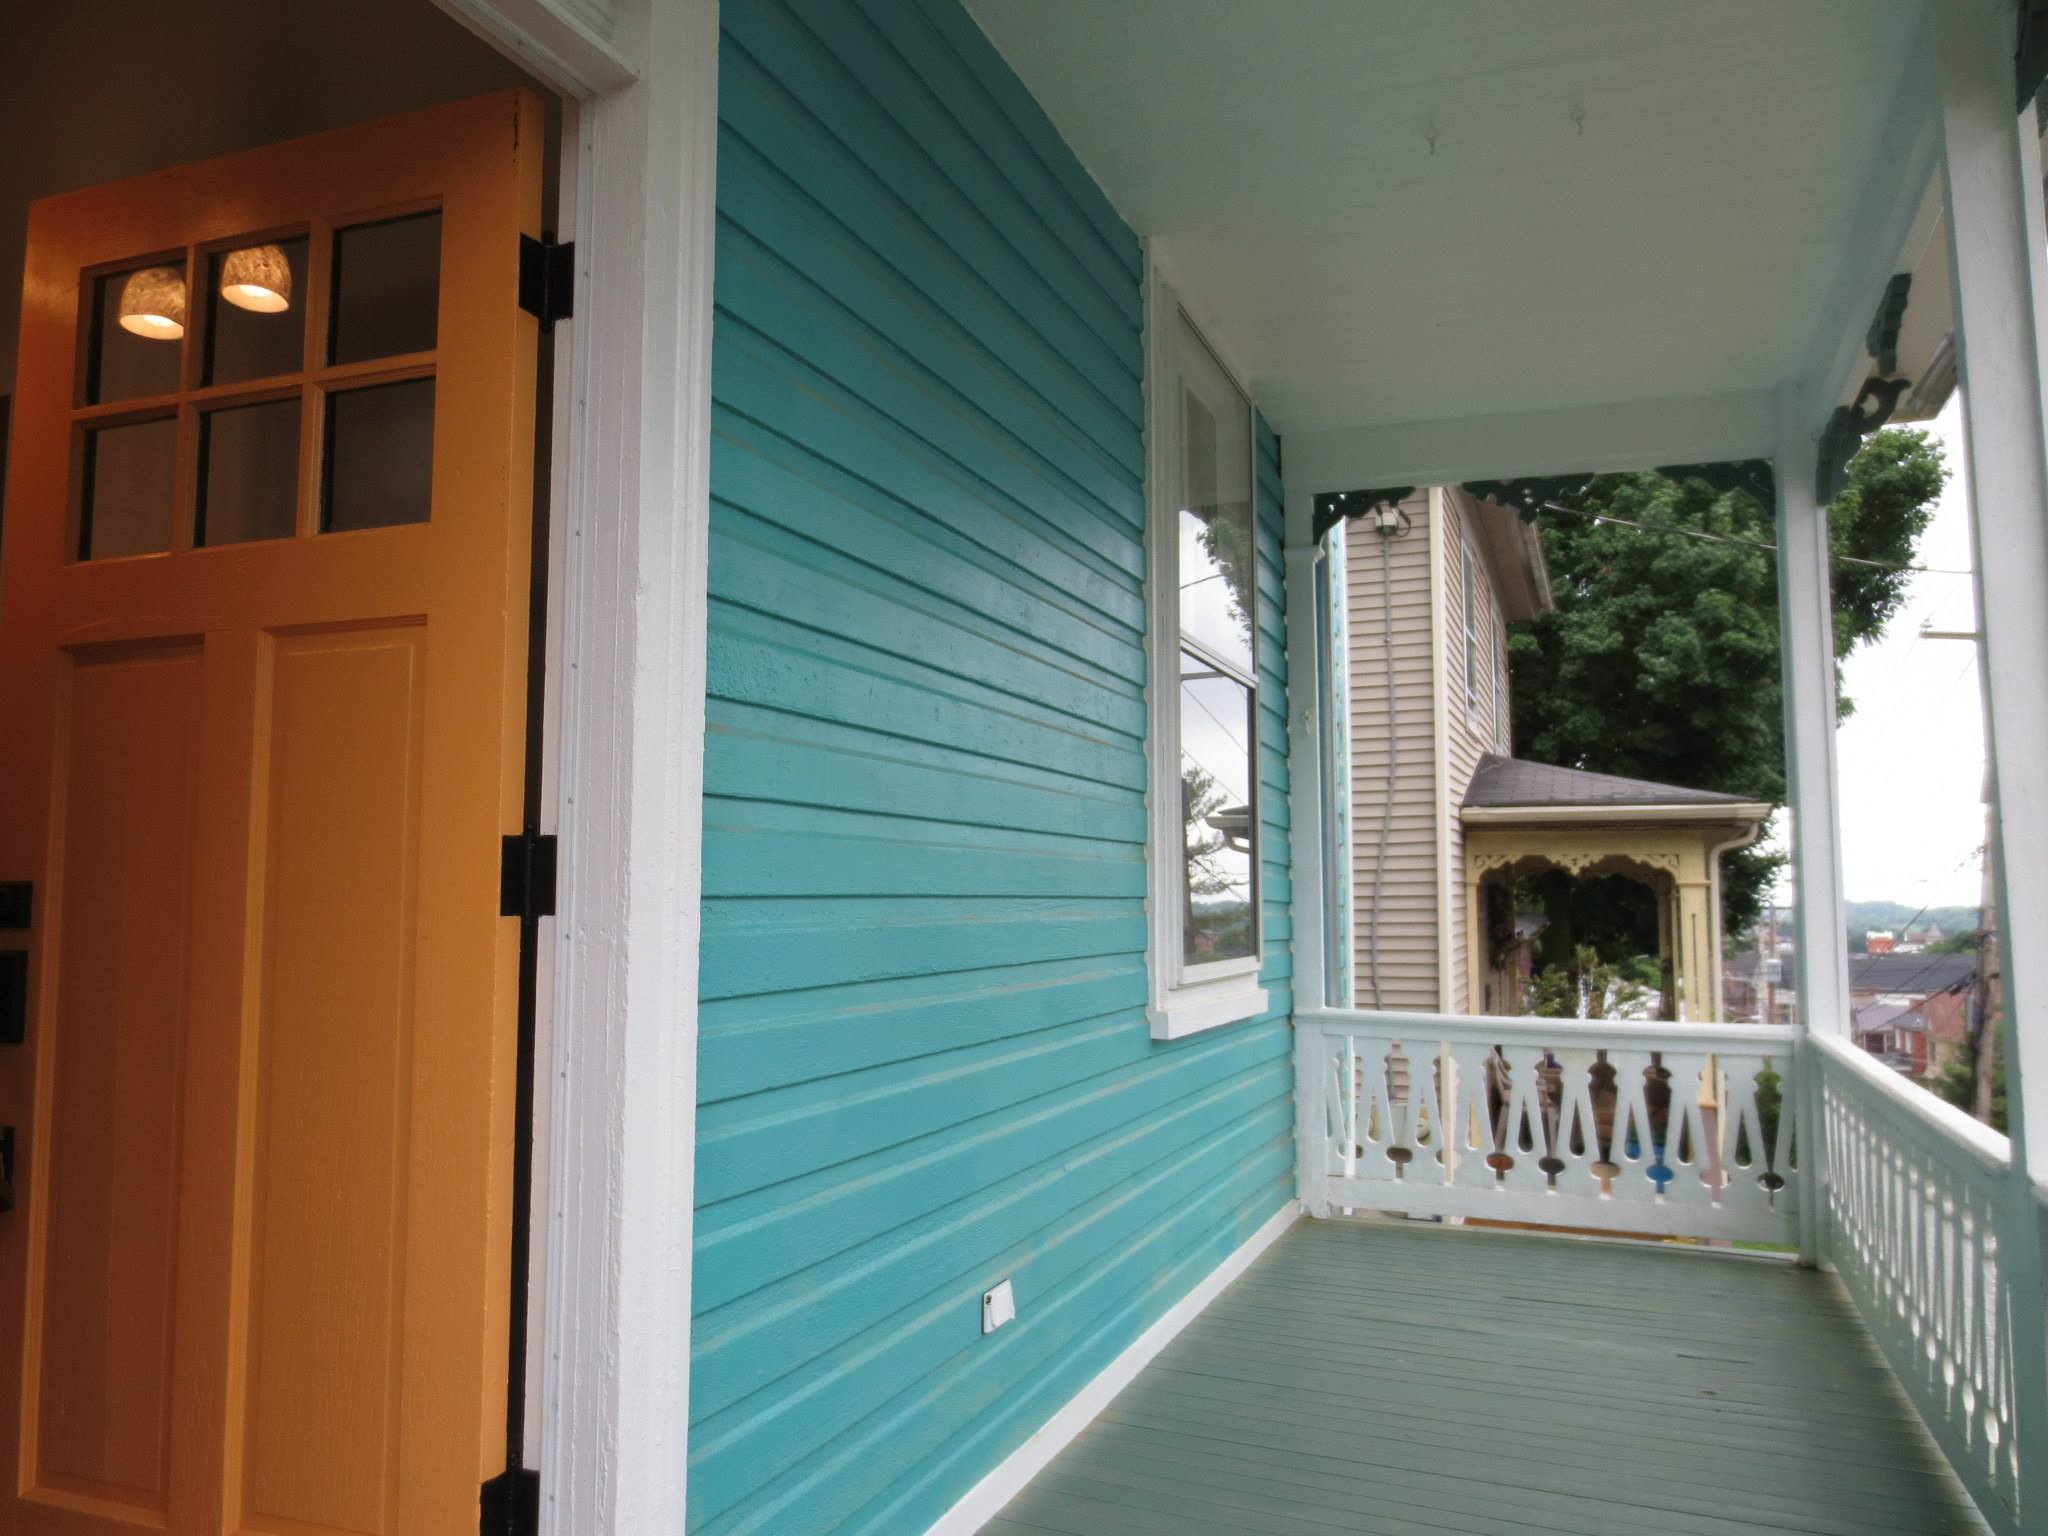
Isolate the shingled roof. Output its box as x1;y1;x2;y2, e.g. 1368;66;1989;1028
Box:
1847;952;1977;995
1462;753;1759;810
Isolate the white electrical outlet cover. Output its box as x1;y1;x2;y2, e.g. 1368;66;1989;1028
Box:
982;1278;1016;1334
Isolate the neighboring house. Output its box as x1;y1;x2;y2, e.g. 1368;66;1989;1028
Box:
1849;951;1977;1078
1854;997;1930;1072
1343;488;1772;1019
1;6;2045;1536
1342;486;1544;1011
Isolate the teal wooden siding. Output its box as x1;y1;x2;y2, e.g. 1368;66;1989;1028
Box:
692;2;1295;1531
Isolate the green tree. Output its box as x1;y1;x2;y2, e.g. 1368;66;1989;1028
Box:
1508;428;1944;955
1933;1032;2006;1134
1527;944;1650;1020
1926;928;1984;955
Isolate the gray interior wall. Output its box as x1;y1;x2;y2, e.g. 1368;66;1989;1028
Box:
0;0;545;392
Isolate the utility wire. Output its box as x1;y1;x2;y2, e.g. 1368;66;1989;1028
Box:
1537;501;1975;577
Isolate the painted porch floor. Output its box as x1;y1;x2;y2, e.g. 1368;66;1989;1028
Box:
987;1216;1989;1536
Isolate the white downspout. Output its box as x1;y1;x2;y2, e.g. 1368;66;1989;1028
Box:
1705;822;1764;1021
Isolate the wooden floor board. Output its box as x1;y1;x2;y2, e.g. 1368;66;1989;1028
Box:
994;1217;1992;1536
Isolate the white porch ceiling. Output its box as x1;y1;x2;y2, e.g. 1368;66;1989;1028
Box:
968;1;1927;439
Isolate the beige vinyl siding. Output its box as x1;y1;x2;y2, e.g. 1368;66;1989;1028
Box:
1443;487;1513;1012
1345;491;1439;1009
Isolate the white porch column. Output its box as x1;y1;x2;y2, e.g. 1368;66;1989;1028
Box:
1284;531;1329;1014
1934;0;2048;1502
1774;387;1847;1269
1285;488;1334;1215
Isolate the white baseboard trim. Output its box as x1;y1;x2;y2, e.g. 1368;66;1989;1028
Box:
923;1199;1304;1536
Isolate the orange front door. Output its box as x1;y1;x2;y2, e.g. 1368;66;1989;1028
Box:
0;91;544;1535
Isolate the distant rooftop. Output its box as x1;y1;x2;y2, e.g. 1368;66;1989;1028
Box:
1463;754;1760;811
1848;952;1977;996
1853;998;1926;1036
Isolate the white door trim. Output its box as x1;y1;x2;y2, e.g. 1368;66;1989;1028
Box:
430;3;719;1533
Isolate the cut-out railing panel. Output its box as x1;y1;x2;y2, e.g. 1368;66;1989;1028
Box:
1296;1008;1801;1243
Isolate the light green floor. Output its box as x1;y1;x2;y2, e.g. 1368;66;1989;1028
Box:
991;1216;1988;1536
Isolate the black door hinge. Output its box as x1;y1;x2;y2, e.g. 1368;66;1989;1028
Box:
518;234;574;331
479;1466;539;1536
500;832;558;920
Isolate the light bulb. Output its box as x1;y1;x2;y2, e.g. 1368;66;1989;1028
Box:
220;244;292;313
117;266;186;340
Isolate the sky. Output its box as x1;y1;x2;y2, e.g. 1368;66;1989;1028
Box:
1788;393;1988;912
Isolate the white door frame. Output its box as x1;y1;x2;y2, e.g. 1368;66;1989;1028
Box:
432;2;718;1533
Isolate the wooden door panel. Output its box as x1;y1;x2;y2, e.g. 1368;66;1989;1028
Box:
32;643;203;1517
0;91;543;1536
239;626;425;1536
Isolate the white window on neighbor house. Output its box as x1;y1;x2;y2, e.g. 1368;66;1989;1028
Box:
1494;610;1511;753
1145;292;1266;1039
1461;537;1480;721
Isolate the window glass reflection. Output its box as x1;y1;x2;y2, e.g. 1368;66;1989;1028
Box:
88;265;186;404
324;378;434;531
81;418;177;559
1177;338;1255;678
1181;648;1256;964
207;237;308;384
330;213;441;365
199;399;300;546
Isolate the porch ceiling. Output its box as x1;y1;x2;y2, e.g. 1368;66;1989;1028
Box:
968;1;1926;438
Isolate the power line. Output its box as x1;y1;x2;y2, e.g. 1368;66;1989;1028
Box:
1537;501;1975;577
1185;682;1250;763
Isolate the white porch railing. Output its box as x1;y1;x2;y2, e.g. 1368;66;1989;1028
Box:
1812;1031;2024;1534
1294;1008;1801;1243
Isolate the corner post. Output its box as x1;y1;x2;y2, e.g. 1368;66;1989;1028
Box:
1284;532;1329;1014
1284;475;1338;1216
1293;1013;1333;1218
1933;0;2048;1499
530;1;720;1532
1774;385;1846;1270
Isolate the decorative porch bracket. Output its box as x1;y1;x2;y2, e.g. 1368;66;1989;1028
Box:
1814;270;1917;501
1815;374;1911;502
1310;485;1413;542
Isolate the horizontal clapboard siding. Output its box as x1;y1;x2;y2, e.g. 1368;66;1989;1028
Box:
692;3;1295;1533
1345;490;1439;1010
1441;489;1512;1013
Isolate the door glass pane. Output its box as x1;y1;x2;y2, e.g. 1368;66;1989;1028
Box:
206;237;308;385
329;213;441;364
81;418;177;558
1177;316;1255;678
1181;648;1256;965
199;399;300;546
88;265;186;404
323;378;433;531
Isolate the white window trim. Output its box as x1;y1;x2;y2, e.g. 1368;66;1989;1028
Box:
1143;264;1267;1040
1460;532;1481;725
1494;608;1510;753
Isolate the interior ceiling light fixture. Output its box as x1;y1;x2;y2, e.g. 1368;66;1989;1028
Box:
220;244;291;313
117;265;186;340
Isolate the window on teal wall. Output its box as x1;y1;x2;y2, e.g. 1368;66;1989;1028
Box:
1146;290;1268;1040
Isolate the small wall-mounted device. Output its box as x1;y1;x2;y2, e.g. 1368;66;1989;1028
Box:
981;1278;1016;1335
